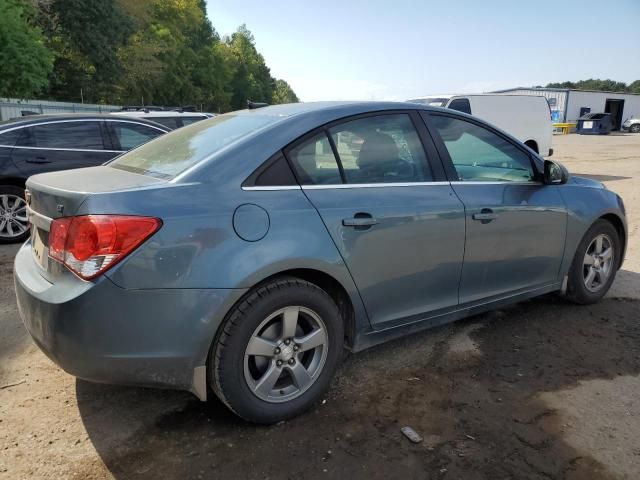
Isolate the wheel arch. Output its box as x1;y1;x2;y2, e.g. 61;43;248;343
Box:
243;268;357;349
0;177;27;189
598;213;627;269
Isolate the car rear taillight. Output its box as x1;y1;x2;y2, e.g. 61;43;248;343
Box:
48;215;161;280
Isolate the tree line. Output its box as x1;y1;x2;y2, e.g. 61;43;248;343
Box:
0;0;299;111
545;79;640;93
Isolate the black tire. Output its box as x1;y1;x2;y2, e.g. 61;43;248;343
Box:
565;220;620;304
0;185;29;244
210;277;344;424
630;124;640;133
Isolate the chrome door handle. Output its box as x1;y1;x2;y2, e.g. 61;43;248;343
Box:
472;209;497;222
342;217;379;227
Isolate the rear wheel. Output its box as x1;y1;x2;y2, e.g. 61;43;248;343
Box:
566;220;620;304
0;185;29;244
210;277;343;423
630;123;640;133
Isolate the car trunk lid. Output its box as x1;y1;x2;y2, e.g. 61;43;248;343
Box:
25;166;167;280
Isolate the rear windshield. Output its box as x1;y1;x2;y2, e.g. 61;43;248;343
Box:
109;114;279;179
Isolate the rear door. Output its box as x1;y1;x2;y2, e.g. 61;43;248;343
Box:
423;111;567;304
286;111;466;327
11;120;114;176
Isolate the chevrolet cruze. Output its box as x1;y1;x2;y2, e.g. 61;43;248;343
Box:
15;102;627;423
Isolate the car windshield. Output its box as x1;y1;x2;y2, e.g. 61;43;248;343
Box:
109;113;280;179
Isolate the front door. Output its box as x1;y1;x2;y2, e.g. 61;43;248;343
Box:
425;112;567;304
286;112;466;327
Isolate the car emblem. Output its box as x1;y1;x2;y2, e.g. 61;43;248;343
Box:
57;204;64;214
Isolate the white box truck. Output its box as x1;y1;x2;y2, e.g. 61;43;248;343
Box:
408;94;554;157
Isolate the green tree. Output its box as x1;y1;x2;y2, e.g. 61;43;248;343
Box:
0;0;53;98
272;79;299;104
227;25;275;109
37;0;133;103
628;80;640;94
546;79;631;92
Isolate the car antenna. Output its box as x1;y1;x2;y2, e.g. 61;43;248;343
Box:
247;100;269;110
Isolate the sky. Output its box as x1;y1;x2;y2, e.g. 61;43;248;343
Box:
206;0;640;102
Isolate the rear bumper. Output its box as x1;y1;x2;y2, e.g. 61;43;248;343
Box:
14;241;246;398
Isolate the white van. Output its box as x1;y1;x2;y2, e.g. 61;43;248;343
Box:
408;94;553;156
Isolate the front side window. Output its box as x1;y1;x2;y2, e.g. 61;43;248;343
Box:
328;114;431;184
288;132;342;185
430;115;535;182
19;122;104;149
109;122;164;150
0;129;23;147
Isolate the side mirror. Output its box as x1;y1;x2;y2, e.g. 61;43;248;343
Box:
544;159;569;185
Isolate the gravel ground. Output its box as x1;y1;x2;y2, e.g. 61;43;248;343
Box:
0;133;639;480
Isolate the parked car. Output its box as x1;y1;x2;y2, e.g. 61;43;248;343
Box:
112;110;211;130
408;94;553;156
15;102;626;423
0;114;170;243
622;117;640;133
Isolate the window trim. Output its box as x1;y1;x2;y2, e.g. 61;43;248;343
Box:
282;109;444;187
421;111;544;183
0;119;167;152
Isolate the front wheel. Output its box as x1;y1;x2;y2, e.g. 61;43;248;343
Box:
566;220;620;304
630;124;640;133
210;277;343;423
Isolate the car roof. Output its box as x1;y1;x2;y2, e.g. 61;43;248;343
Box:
231;101;444;118
0;113;171;131
112;111;210;118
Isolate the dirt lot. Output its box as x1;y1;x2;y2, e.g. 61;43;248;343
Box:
1;133;639;480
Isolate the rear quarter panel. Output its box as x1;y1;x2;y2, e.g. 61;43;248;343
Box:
92;183;370;332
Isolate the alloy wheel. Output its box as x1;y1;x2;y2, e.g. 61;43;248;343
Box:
582;233;614;292
0;194;28;239
243;306;328;403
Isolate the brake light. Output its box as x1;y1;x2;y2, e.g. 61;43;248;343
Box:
48;215;161;280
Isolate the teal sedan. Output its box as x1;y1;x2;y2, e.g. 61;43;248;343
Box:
15;102;626;423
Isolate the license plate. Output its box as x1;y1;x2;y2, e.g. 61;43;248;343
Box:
31;227;48;270
583;121;593;129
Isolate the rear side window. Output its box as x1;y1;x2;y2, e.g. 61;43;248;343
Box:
109;122;164;150
328;114;432;184
110;114;280;179
145;117;179;129
18;122;104;149
288;133;342;185
447;98;471;115
181;117;206;126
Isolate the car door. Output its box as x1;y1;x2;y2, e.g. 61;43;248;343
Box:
106;120;166;151
11;120;114;176
286;112;466;327
423;112;567;304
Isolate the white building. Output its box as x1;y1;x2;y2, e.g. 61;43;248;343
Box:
491;87;640;130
